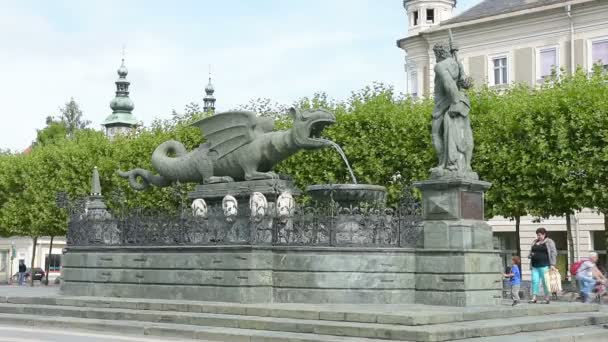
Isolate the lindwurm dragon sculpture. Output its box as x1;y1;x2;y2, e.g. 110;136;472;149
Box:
118;108;336;190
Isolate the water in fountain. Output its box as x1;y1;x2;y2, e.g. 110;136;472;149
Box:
317;138;357;184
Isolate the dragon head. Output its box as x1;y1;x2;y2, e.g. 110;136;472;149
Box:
291;108;336;149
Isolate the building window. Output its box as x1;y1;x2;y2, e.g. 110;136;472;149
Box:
413;10;419;26
426;9;435;24
492;57;508;85
539;47;558;80
0;251;6;273
410;71;418;97
45;254;61;272
592;39;608;70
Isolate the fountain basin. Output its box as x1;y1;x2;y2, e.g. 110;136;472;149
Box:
306;184;387;207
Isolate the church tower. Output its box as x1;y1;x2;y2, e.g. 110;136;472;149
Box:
403;0;456;37
203;72;216;114
102;57;139;138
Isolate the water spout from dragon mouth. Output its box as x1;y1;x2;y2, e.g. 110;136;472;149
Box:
315;138;357;184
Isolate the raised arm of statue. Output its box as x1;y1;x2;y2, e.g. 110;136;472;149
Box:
456;61;473;90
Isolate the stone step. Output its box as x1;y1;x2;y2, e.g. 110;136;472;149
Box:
0;295;599;326
0;313;396;342
458;325;608;342
422;311;608;341
0;302;606;341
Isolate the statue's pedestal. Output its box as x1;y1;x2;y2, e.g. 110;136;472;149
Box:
413;178;502;306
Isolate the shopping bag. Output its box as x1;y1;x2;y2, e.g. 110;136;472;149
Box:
547;269;562;293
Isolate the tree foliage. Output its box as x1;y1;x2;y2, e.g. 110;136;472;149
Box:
59;97;91;138
1;72;608;253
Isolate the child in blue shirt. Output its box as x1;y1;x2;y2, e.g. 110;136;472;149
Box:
503;256;521;306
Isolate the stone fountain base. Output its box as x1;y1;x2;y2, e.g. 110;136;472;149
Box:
306;184;387;207
61;243;500;305
61;179;502;306
61;245;417;304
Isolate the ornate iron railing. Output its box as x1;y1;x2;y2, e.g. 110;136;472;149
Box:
63;187;422;248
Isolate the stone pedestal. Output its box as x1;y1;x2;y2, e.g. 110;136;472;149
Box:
186;179;301;244
413;178;503;306
188;179;301;204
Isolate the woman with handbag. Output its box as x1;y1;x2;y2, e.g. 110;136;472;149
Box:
528;227;557;304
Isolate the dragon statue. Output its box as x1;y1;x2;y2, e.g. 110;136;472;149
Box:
118;108;336;190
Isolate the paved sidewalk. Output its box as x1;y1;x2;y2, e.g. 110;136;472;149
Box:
0;325;210;342
0;284;60;297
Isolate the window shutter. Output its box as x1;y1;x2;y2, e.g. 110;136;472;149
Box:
422;66;429;97
468;55;486;86
514;47;534;86
573;39;586;70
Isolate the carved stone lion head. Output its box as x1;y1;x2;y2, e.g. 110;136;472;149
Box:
222;195;238;222
249;192;268;223
276;192;295;223
191;198;208;219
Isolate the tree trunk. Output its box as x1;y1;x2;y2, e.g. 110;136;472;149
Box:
29;236;37;287
515;215;521;257
44;236;54;286
566;214;575;266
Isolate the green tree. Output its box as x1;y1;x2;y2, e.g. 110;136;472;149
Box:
59;98;91;138
34;116;68;147
471;84;539;256
517;69;605;266
236;97;288;119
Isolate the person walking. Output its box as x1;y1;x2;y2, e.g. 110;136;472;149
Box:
18;260;26;286
528;228;557;304
503;256;522;306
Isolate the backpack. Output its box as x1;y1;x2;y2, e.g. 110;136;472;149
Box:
570;259;587;276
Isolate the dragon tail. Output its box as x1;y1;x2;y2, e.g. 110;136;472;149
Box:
117;168;171;191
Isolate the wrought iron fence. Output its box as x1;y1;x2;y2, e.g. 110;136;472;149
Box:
65;194;422;248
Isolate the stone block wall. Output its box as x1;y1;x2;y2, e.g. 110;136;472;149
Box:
61;246;418;304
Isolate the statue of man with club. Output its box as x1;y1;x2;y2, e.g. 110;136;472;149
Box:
430;30;478;180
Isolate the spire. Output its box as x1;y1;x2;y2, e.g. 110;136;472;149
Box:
110;57;133;112
91;166;101;196
102;50;140;138
203;65;216;113
85;167;111;219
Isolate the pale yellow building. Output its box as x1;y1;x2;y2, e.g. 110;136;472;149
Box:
398;0;608;97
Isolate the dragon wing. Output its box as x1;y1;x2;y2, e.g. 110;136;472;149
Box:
190;111;275;159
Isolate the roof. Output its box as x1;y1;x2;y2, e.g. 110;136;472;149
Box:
443;0;567;25
101;113;139;127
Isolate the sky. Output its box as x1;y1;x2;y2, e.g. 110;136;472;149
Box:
0;0;482;151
